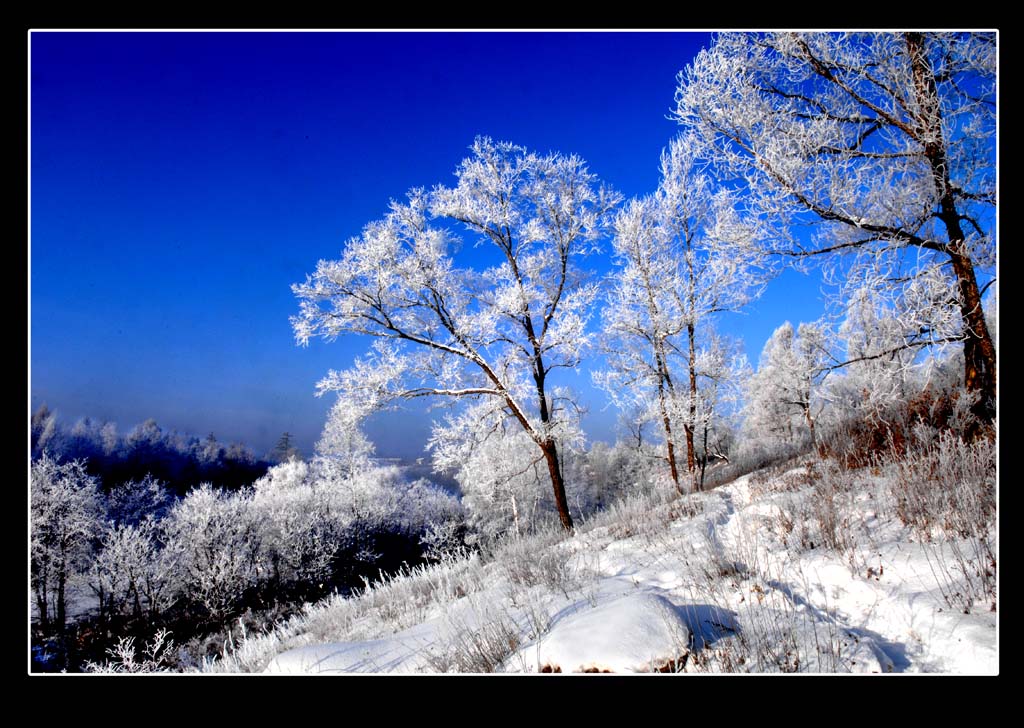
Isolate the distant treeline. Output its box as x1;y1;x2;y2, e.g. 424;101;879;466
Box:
30;405;272;496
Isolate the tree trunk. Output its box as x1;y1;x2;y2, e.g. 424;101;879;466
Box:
803;401;817;451
685;324;699;491
699;422;709;492
662;416;683;495
35;584;49;634
541;439;574;531
656;372;683;494
533;360;574;532
56;572;66;635
510;491;521;537
949;246;997;427
907;32;997;427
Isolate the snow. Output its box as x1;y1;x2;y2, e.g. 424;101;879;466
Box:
265;630;434;674
238;461;997;675
524;593;689;673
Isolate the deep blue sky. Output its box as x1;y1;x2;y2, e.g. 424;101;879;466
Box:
30;31;827;459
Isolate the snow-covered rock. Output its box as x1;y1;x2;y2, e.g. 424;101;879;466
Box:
531;593;690;673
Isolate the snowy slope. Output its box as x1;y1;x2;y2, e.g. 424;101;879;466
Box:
207;460;997;674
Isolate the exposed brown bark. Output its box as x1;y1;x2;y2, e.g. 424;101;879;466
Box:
907;32;997;426
532;348;574;532
652;345;684;494
698;421;709;491
657;382;683;494
540;438;574;531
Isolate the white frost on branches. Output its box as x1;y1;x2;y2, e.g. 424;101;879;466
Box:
674;32;997;419
293;137;621;531
596;132;765;492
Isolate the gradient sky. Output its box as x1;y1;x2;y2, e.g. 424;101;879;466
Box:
30;31;830;459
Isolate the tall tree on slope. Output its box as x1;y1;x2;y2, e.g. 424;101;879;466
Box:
674;32;997;427
597;133;764;492
293;138;620;531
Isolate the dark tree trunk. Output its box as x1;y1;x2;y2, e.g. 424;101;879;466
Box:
35;585;49;634
534;364;574;532
661;406;683;495
907;32;997;428
56;573;66;635
541;439;574;532
949;247;997;427
699;422;709;492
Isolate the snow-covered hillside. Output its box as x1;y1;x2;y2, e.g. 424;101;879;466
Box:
202;444;997;675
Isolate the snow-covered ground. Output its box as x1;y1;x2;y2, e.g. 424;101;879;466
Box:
209;458;997;675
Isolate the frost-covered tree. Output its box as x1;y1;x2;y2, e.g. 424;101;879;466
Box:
597;133;763;492
826;282;919;428
272;432;301;463
31;404;59;457
293;137;620;531
31;455;103;634
690;333;743;490
91;519;176;620
315;397;375;478
163;484;263;619
745;322;829;449
250;460;338;589
674;32;996;426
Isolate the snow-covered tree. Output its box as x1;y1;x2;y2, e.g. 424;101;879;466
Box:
429;396;581;542
293;137;620;531
825;282;920;429
689;333;744;490
31;455;103;634
597;133;763;492
250;460;339;589
745;322;829;449
163;484;263;619
31;404;59;457
315;397;375;478
674;32;996;427
91;518;176;620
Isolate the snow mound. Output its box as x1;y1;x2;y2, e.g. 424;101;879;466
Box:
534;593;690;673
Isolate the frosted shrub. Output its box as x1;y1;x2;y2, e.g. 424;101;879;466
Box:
495;528;577;597
893;431;995;538
252;482;338;590
890;430;996;611
425;595;527;673
85;629;177;673
810;465;859;560
420;520;468;563
250;457;465;594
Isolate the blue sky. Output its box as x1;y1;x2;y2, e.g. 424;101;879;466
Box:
30;31;829;459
